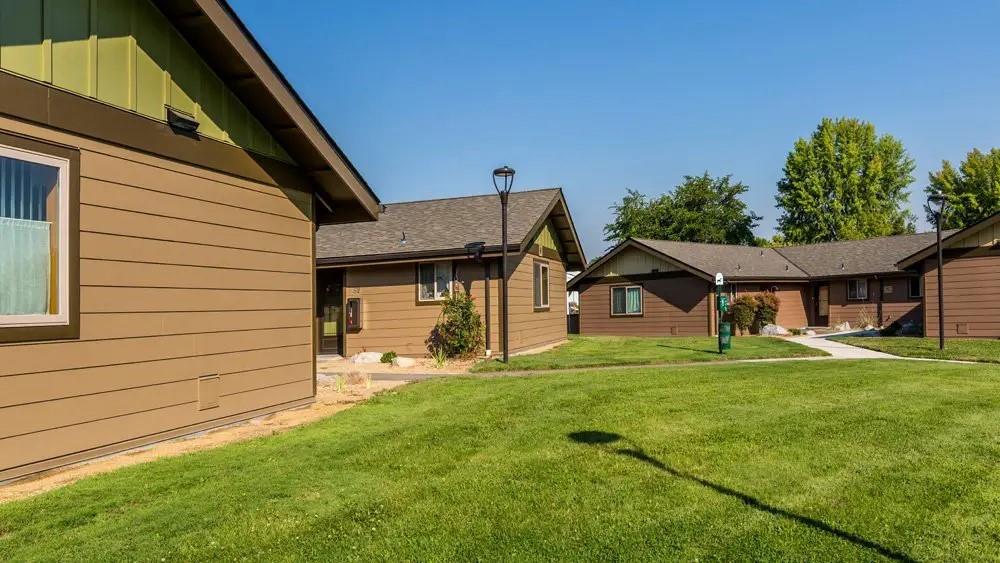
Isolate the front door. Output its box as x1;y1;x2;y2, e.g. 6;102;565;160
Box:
317;269;344;355
814;283;830;326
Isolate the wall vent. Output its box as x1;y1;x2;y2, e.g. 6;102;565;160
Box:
198;375;221;410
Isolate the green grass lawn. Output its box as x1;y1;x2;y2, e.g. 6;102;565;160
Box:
471;334;826;372
3;360;998;561
834;336;1000;363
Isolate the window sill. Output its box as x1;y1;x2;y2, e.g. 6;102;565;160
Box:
0;322;79;344
611;313;644;318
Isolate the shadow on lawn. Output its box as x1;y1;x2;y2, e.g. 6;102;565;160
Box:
655;343;714;354
567;431;915;563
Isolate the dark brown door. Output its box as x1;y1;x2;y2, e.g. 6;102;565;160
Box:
317;269;344;355
814;283;830;326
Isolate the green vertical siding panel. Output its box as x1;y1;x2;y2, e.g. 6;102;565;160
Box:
0;0;46;80
95;0;132;109
1;0;287;160
534;221;563;253
197;61;225;139
225;89;250;148
50;0;92;93
168;30;197;115
133;0;167;119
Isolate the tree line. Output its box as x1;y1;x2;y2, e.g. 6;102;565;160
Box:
604;117;1000;249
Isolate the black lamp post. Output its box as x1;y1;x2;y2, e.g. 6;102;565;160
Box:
928;193;947;350
493;165;515;363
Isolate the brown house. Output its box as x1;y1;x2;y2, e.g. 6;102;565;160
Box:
569;231;958;336
315;189;586;357
897;211;1000;338
0;0;379;480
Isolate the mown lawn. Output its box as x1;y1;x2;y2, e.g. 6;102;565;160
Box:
834;336;1000;363
2;360;998;561
472;334;826;372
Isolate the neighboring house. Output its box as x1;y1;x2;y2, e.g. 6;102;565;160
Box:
568;232;957;336
897;211;1000;338
315;189;586;357
0;0;379;480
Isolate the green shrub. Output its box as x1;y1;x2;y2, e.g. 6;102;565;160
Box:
730;296;757;335
753;292;781;329
380;351;397;364
427;292;485;359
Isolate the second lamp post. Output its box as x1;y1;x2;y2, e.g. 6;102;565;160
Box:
493;166;515;363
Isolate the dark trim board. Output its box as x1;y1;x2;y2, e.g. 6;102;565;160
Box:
0;131;80;344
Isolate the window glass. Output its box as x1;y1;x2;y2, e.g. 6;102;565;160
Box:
612;285;642;315
848;279;868;300
626;286;642;314
908;277;923;298
418;261;452;301
418;263;435;300
534;262;549;308
0;149;63;320
434;262;451;299
611;287;627;315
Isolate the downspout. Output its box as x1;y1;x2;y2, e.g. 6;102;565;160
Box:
484;260;492;356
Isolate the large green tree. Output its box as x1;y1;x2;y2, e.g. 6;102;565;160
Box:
603;173;761;248
775;117;916;243
925;148;1000;229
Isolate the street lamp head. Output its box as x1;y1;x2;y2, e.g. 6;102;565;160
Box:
492;165;516;195
928;192;947;211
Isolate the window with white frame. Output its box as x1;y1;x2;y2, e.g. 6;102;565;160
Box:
847;278;868;301
0;144;70;328
417;261;452;301
908;277;923;299
533;261;550;309
611;285;643;316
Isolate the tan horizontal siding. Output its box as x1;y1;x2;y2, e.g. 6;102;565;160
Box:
924;254;1000;337
78;310;311;340
0;348;311;408
81;260;311;291
343;249;567;357
81;205;309;256
579;273;710;336
0;113;316;480
81;151;310;220
734;283;810;329
0;380;313;477
81;232;312;272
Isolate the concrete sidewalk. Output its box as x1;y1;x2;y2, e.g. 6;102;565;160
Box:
785;335;899;359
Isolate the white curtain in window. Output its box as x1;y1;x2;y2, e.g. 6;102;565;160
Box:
626;287;642;314
0;217;50;315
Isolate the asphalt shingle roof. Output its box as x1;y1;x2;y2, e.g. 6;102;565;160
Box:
634;239;808;279
580;230;960;285
774;231;957;277
316;188;563;263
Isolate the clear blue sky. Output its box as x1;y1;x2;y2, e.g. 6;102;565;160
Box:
231;0;1000;257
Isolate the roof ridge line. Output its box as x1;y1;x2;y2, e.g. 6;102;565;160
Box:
382;187;561;207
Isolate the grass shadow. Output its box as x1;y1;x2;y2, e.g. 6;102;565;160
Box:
567;431;915;562
655;343;716;354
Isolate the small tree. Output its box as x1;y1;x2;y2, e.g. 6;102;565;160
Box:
427;292;484;359
730;296;757;335
753;293;781;330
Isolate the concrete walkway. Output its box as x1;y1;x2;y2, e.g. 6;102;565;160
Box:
785;335;899;359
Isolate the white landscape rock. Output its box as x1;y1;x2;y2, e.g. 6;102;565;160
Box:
760;324;790;336
804;329;817;336
392;357;417;368
350;352;384;364
833;321;852;332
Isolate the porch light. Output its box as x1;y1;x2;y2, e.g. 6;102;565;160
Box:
465;241;486;261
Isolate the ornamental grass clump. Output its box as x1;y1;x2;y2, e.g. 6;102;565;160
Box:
427;292;484;359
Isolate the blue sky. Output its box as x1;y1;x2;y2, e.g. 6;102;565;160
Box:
232;0;1000;256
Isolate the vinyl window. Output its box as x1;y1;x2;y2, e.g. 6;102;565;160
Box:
611;285;643;316
0;144;70;328
908;277;923;299
417;261;453;301
847;279;868;301
533;261;550;309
